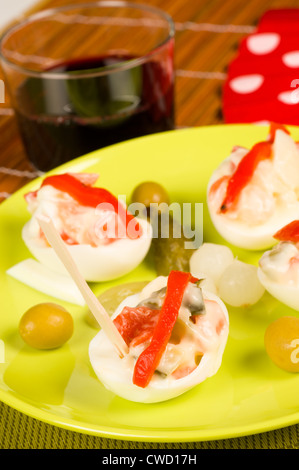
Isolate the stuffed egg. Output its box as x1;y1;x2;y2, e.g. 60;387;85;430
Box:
258;220;299;310
22;173;152;282
89;270;229;403
207;123;299;250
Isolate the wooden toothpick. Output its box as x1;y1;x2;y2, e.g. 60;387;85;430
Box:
37;214;129;358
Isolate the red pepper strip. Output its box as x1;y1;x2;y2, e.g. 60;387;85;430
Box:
273;220;299;243
220;141;272;212
220;123;290;213
40;173;140;238
133;270;197;388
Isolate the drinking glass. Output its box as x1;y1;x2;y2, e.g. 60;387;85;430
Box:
0;1;175;171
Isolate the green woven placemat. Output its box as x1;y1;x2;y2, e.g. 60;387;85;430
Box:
0;401;298;449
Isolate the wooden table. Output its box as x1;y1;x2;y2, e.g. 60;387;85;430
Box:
1;0;299;450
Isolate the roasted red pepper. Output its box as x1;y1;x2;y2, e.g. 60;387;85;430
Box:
220;123;290;213
274;220;299;243
41;174;120;209
39;173;140;238
132;270;197;388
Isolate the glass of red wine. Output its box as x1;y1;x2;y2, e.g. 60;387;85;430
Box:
0;1;175;172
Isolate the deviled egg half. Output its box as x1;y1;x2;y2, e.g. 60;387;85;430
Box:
258;220;299;310
89;270;229;403
207;123;299;250
21;173;152;282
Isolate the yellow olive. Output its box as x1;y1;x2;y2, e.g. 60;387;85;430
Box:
19;302;74;350
131;181;169;208
264;316;299;372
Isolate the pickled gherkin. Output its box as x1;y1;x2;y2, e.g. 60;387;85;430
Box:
151;213;195;276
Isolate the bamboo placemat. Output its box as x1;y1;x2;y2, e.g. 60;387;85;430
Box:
1;0;299;449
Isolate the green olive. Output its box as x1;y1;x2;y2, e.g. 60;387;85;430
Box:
131;181;169;208
19;302;74;350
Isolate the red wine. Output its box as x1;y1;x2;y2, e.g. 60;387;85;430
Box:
16;54;174;171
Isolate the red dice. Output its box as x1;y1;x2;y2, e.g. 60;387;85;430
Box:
223;9;299;125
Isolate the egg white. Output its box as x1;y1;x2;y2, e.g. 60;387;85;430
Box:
258;242;299;311
22;217;152;282
89;277;229;403
207;205;299;251
257;267;299;311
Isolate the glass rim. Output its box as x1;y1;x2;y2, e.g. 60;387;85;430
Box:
0;0;175;80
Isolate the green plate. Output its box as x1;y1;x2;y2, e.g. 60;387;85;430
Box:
1;124;299;442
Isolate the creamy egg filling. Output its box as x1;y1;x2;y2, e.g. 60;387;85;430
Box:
25;185;127;246
121;282;227;382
